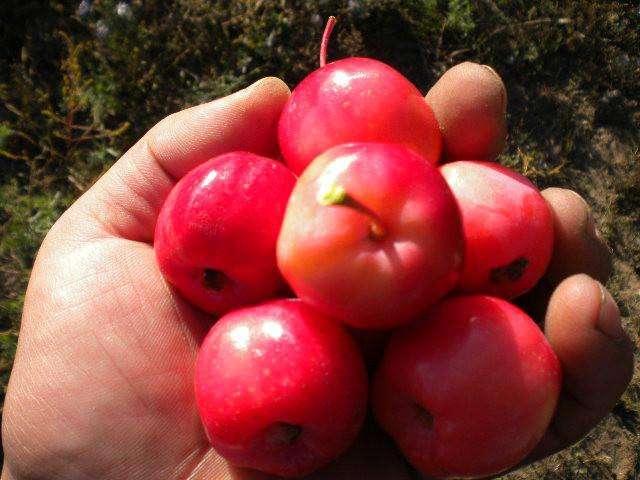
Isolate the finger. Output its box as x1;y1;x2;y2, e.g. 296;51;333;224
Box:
516;188;613;320
425;62;507;162
525;274;634;462
542;188;612;285
66;77;290;244
146;77;290;178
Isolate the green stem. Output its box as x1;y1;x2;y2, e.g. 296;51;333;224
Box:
317;183;387;241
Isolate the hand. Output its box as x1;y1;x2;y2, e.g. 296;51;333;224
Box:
2;70;633;480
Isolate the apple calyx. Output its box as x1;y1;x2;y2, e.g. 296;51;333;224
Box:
414;404;435;429
203;268;227;291
317;183;386;241
265;422;303;447
489;256;529;283
320;16;336;68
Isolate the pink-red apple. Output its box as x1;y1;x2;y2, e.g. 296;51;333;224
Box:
277;142;464;329
278;17;441;175
154;152;296;315
373;295;561;479
440;160;553;299
194;299;368;477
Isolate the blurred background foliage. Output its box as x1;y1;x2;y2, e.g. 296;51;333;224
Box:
0;1;638;477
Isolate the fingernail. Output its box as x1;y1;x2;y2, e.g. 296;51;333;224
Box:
584;206;613;253
584;206;598;237
481;64;507;112
244;77;268;92
595;225;613;255
566;190;610;249
244;76;287;94
230;78;270;100
596;282;625;340
566;189;590;210
481;64;500;79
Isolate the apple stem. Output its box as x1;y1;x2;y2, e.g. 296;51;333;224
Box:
317;184;387;241
369;221;386;241
320;16;336;68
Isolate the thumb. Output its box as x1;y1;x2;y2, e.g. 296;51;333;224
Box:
58;77;290;246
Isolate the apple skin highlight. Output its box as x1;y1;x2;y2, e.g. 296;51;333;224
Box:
155;152;296;315
373;295;561;479
278;17;441;175
277;142;464;329
441;160;554;299
194;299;368;478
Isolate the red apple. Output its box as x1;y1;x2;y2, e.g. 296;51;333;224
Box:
154;152;296;315
278;17;441;175
277;142;464;329
194;299;368;478
440;160;553;299
372;295;561;479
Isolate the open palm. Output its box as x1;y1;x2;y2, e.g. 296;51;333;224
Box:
2;75;633;480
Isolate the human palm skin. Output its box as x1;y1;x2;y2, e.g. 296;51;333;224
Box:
2;74;634;480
